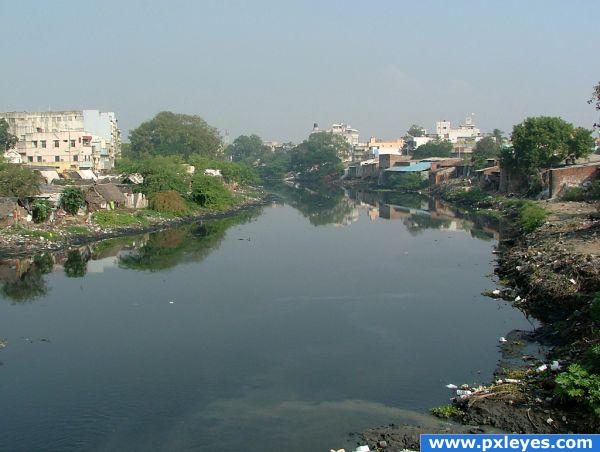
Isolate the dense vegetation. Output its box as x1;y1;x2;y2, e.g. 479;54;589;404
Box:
501;117;594;180
412;140;452;159
128;112;223;159
0;118;18;152
0;161;41;197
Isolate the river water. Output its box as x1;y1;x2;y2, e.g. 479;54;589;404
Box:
0;187;533;451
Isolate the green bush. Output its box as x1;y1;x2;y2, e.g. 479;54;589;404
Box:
385;172;427;190
149;190;189;216
190;174;234;209
518;203;548;233
555;364;600;417
586;180;600;200
591;294;600;323
430;404;464;419
31;199;52;223
59;188;84;215
561;187;585;202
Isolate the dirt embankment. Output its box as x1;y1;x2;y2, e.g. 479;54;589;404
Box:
360;199;600;450
0;195;272;259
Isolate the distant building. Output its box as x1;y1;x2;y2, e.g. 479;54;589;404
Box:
435;115;480;143
0;110;121;172
368;137;405;156
312;122;360;147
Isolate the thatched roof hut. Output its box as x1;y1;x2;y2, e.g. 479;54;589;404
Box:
85;184;127;211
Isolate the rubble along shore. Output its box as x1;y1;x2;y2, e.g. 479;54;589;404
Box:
359;189;600;450
0;193;274;259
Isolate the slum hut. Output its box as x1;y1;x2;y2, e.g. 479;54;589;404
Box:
380;161;431;186
85;183;127;211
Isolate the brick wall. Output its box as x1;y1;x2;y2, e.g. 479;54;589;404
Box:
549;164;599;198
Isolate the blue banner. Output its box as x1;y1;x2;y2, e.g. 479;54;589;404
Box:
421;434;600;452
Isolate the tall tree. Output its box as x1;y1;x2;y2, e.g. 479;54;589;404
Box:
472;135;502;169
0;119;18;152
412;140;452;159
0;161;41;197
290;132;347;180
505;117;594;174
129;112;222;159
407;124;425;137
590;81;600;129
226;134;270;164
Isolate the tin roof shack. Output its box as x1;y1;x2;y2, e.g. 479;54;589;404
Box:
379;154;411;170
85;183;127;211
475;166;501;191
358;159;378;179
0;197;27;226
381;161;431;187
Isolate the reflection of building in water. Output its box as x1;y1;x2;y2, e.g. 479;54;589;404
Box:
87;256;119;273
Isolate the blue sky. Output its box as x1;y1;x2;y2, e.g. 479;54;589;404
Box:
1;0;598;142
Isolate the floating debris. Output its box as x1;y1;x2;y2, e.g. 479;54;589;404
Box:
445;384;458;389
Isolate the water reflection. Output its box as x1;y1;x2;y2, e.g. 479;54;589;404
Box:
274;183;501;240
0;208;262;302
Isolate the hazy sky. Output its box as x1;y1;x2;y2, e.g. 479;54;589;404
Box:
1;0;598;143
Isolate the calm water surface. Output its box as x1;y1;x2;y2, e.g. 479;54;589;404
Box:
0;188;533;451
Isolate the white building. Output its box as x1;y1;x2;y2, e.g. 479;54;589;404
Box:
435;115;480;143
1;109;121;172
368;137;405;156
313;122;360;147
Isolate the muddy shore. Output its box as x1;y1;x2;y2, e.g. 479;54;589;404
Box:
358;192;600;450
0;193;274;259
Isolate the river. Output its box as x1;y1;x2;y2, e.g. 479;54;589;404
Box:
0;186;534;451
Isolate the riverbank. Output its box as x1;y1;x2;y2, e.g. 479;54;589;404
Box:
0;191;272;259
359;183;600;449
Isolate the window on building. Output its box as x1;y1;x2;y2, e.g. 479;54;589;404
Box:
73;155;78;162
36;127;42;133
70;140;75;147
41;140;46;148
32;140;38;148
27;156;33;162
37;156;42;162
55;156;60;162
54;140;60;148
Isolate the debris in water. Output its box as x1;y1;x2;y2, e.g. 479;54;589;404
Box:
537;364;548;373
445;384;458;389
354;447;370;452
550;360;561;371
169;301;175;304
499;337;508;343
569;278;576;285
456;389;472;396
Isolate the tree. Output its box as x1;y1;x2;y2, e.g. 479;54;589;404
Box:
504;117;594;175
190;174;234;209
290;132;347;181
226;134;270;165
129;111;222;159
412;140;452;159
472;135;501;169
407;124;425;137
117;155;190;195
590;81;600;129
0;161;41;197
59;187;84;215
0;119;17;152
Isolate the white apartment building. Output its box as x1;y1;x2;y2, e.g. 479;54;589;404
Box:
312;122;360;147
1;110;121;172
435;115;480;143
368;137;405;156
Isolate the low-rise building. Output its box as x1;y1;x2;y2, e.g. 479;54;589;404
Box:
435;115;481;143
368;137;405;156
1;110;121;172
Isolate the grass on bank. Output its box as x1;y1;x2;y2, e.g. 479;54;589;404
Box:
6;225;59;241
430;404;464;419
92;211;151;228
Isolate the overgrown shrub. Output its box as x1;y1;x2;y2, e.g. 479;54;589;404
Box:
430;404;464;419
59;188;84;215
518;202;548;233
31;199;52;223
190;175;234;209
385;172;427;190
149;190;188;216
591;293;600;323
555;364;600;417
561;187;585;202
